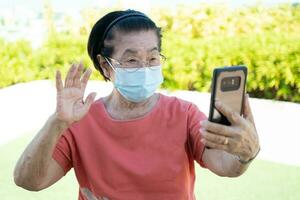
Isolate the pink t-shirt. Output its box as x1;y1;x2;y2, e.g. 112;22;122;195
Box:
52;93;207;200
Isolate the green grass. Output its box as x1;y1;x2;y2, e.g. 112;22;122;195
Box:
0;133;77;200
1;133;300;200
195;157;300;200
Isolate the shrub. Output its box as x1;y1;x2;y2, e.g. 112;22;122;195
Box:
1;4;299;102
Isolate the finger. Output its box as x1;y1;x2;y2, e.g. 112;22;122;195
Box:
215;100;237;125
80;188;99;200
243;94;254;123
80;68;92;92
243;93;258;131
55;70;63;92
200;128;229;145
201;120;236;137
200;138;227;151
65;63;77;87
83;92;97;111
74;61;84;88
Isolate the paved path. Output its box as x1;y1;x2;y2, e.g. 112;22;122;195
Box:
1;80;299;166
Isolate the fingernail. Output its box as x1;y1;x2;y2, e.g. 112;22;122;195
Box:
200;139;206;144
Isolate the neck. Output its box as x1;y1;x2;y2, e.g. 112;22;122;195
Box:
102;89;159;120
107;89;155;110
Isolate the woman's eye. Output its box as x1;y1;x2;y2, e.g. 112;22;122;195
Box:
127;59;138;63
150;57;160;63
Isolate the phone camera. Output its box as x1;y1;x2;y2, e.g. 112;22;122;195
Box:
221;76;241;91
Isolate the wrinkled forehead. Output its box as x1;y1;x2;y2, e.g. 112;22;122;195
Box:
108;30;159;58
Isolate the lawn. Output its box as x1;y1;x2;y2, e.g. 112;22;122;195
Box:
1;133;299;200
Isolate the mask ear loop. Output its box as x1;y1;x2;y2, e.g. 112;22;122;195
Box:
104;57;117;72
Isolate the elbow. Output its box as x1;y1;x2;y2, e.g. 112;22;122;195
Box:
14;177;44;191
213;168;245;178
224;169;245;178
13;170;44;191
213;172;240;178
226;172;244;178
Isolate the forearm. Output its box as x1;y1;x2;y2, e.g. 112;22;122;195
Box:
203;148;251;177
13;114;68;189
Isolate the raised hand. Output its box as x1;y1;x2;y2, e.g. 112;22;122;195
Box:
55;62;96;126
200;94;260;162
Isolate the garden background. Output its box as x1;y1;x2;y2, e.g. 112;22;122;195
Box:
0;0;300;199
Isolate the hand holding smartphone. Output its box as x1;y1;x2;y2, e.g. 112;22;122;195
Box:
208;66;247;126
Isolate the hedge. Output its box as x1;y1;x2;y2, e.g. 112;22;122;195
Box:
1;4;299;102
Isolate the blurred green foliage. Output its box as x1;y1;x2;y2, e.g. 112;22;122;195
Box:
1;4;300;102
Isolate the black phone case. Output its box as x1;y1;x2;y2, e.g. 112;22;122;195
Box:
208;66;247;126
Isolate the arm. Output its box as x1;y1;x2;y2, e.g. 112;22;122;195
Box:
200;94;260;177
202;148;250;177
14;63;96;191
13;115;68;191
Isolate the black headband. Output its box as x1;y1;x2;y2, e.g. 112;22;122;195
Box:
100;12;149;47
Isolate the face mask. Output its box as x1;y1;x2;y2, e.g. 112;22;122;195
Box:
111;65;164;103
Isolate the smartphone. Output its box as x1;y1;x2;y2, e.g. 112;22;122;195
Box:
208;66;247;126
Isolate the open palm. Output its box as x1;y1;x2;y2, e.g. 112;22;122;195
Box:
55;62;96;125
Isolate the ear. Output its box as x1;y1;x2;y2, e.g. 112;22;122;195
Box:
97;54;111;79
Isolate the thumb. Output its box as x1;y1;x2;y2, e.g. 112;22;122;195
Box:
83;92;97;111
80;188;100;200
243;93;254;123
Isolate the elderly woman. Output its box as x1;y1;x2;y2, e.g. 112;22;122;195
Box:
14;10;260;200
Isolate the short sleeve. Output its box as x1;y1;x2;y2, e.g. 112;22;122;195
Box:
52;128;74;175
187;103;208;168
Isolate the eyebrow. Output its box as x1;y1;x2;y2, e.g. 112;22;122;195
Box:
122;47;159;56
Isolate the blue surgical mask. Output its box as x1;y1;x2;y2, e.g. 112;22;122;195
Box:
111;65;164;102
